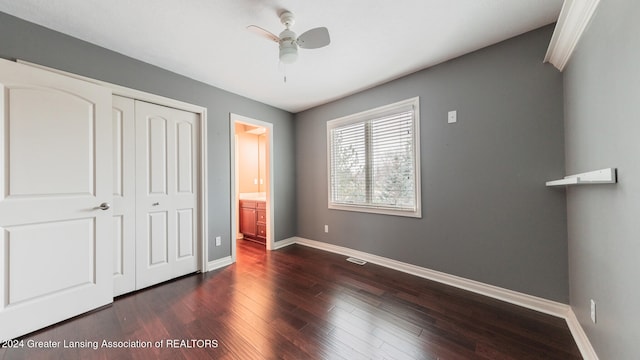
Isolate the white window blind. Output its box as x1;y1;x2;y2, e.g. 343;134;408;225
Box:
327;97;421;218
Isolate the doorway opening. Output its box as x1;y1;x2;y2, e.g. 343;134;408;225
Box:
230;114;274;261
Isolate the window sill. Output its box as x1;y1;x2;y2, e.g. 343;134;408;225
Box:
329;203;421;218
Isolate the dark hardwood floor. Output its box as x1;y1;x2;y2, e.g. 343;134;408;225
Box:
1;240;581;359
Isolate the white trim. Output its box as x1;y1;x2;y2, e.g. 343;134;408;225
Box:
272;237;297;250
229;113;275;259
566;308;600;359
16;59;210;274
292;237;568;317
207;256;234;272
544;0;601;71
200;108;209;273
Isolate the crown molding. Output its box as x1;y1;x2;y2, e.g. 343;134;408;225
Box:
544;0;601;71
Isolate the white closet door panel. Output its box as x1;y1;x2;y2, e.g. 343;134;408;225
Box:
113;106;125;197
148;211;169;266
0;59;112;341
6;219;95;304
8;87;94;197
176;121;194;194
112;95;135;296
113;215;124;276
177;209;194;258
135;100;198;290
148;116;168;196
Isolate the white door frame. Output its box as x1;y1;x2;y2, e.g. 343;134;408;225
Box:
18;60;210;274
230;113;274;260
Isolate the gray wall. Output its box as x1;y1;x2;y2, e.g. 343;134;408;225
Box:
296;25;569;302
564;1;640;357
0;12;297;262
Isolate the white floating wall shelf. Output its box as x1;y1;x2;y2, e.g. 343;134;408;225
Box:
546;168;617;187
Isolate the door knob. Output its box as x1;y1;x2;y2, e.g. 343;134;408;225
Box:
97;202;110;210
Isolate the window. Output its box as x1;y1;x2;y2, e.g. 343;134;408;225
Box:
327;97;421;218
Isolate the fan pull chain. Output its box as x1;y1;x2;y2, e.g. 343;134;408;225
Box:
282;63;288;83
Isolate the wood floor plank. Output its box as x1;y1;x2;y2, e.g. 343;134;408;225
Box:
0;240;582;359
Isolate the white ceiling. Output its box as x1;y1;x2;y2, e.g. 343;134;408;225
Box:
0;0;562;113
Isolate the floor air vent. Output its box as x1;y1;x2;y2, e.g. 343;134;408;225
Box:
346;257;367;265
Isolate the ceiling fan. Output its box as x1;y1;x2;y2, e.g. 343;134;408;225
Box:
247;11;331;64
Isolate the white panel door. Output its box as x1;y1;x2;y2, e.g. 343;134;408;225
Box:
135;101;199;289
112;96;136;296
0;59;112;340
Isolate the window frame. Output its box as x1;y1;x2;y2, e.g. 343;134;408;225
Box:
326;97;422;218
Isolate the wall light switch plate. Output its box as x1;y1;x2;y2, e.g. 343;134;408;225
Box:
324;225;329;233
448;110;457;123
215;236;221;246
590;299;596;323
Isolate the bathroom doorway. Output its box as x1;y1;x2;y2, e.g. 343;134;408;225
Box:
230;114;274;261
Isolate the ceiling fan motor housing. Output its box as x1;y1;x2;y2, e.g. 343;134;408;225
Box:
280;11;295;28
279;28;298;63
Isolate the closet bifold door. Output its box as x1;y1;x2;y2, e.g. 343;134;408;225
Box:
0;59;113;341
134;100;200;290
112;95;136;296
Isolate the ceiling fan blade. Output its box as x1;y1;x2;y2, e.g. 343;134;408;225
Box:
247;25;279;43
297;27;330;49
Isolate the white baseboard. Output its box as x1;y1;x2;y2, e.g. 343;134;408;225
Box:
272;237;297;250
292;237;569;317
565;308;599;360
207;256;233;271
274;236;599;359
206;237;297;271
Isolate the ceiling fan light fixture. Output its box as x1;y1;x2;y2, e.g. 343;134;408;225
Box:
279;41;298;64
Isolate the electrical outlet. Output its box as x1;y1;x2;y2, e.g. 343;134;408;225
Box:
590;299;596;323
448;110;457;123
324;225;329;233
215;236;221;246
